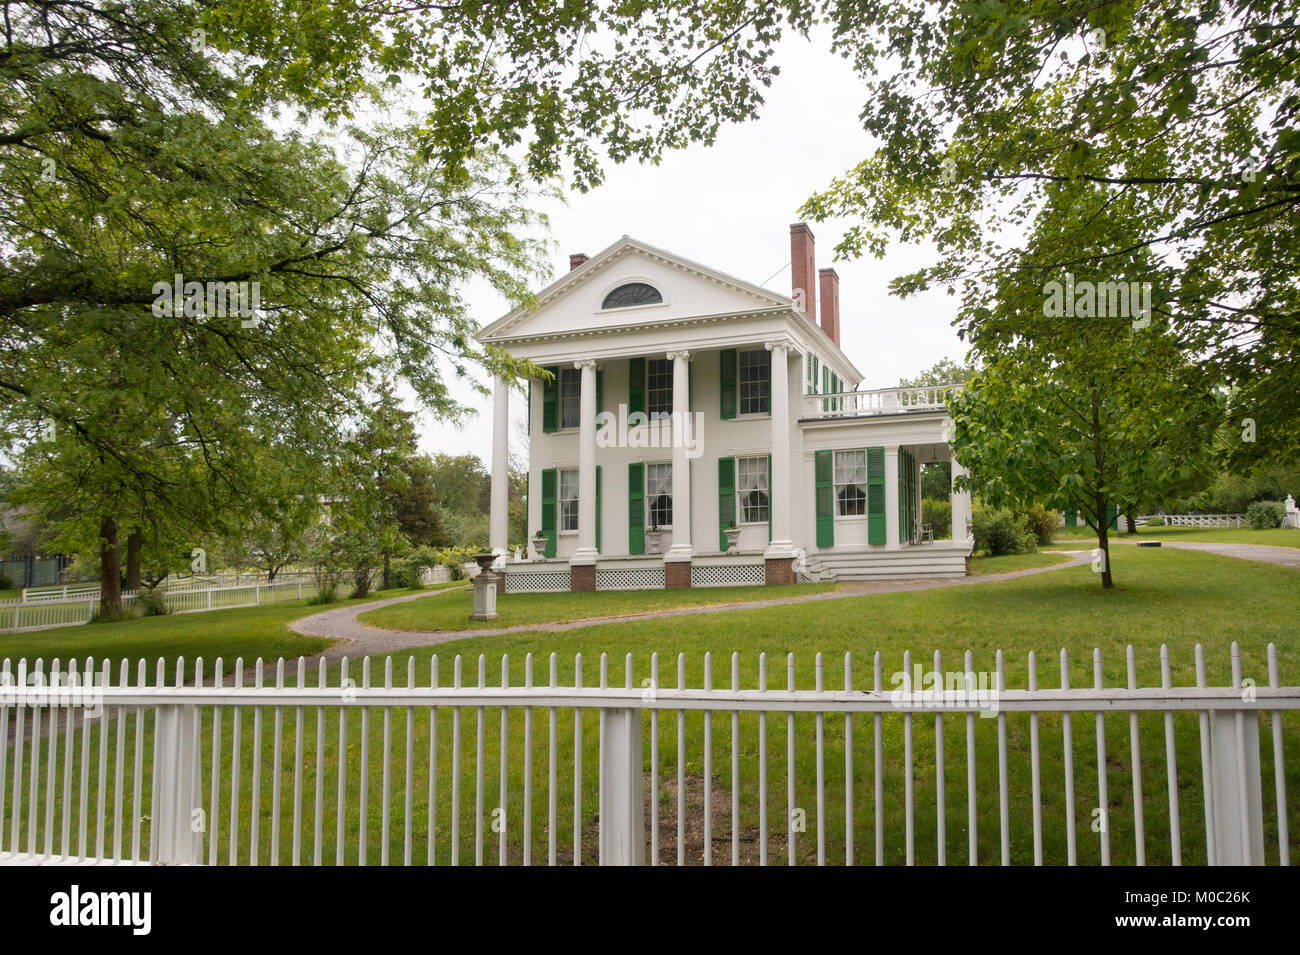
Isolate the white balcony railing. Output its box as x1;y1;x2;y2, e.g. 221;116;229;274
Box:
801;383;963;419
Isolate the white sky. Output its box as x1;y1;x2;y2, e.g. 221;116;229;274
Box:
414;30;969;463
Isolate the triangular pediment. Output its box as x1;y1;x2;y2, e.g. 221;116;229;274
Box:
478;237;793;342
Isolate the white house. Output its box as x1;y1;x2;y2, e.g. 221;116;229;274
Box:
478;223;973;592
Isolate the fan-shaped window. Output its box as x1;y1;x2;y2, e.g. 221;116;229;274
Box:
601;282;663;309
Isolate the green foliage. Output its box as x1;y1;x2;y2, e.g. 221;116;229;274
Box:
802;0;1300;463
1146;516;1166;527
922;499;951;539
920;461;951;501
135;588;171;617
971;506;1037;558
899;357;979;389
1247;501;1286;530
1016;505;1061;547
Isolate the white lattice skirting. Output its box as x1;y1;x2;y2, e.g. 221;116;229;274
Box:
597;568;665;590
505;570;571;593
691;564;764;588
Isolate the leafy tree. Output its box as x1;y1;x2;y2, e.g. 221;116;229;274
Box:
1;2;551;615
899;357;979;389
803;0;1299;463
950;333;1221;588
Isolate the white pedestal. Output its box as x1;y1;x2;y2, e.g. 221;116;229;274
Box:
469;572;498;621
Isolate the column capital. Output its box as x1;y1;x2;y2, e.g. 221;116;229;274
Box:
665;349;692;362
573;358;598;371
764;340;793;355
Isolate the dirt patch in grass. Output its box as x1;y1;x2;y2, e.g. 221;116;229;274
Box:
546;773;810;866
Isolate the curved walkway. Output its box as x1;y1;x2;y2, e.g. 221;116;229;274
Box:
290;551;1092;660
1114;538;1300;570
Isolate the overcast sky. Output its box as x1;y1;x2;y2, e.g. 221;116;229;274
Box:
414;29;969;464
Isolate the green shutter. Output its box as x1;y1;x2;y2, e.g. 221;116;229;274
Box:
718;456;736;550
596;465;602;553
525;470;530;538
541;367;559;433
719;349;737;420
813;356;820;392
541;468;558;557
1065;506;1078;527
767;453;773;542
867;447;886;546
596;368;604;414
815;450;834;548
628;462;644;555
527;381;532;435
1106;504;1118;530
628;358;645;417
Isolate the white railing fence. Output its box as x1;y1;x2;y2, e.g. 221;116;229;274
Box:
20;571;316;603
0;643;1293;866
1143;514;1249;528
802;383;963;419
0;579;324;634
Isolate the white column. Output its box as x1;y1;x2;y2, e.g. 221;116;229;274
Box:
951;456;973;545
489;374;510;561
665;351;693;562
572;359;599;564
915;454;924;541
764;342;794;558
884;445;900;549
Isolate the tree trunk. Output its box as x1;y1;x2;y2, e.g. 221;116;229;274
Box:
125;529;142;591
99;515;123;618
1126;509;1138;535
383;552;392;590
1089;387;1114;589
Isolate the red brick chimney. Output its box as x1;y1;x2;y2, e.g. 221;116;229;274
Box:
569;253;589;271
819;267;840;347
789;223;816;320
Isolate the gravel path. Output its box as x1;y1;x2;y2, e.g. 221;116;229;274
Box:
1116;539;1300;570
289;550;1093;660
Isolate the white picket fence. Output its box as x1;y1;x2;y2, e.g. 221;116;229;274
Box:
0;642;1293;866
1147;513;1249;528
0;579;323;633
20;572;315;603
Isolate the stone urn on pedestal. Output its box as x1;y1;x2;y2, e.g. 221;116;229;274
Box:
469;552;499;621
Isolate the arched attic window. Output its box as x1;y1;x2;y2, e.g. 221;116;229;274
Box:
601;282;663;309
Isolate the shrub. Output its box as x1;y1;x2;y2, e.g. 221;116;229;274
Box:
922;499;952;539
1247;500;1285;529
972;505;1037;557
135;588;171;617
1145;516;1165;527
0;572;10;591
1015;504;1060;546
389;558;422;589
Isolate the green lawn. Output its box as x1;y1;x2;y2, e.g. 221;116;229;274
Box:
357;582;837;632
1054;525;1300;548
966;552;1071;575
0;585;456;679
3;547;1296;866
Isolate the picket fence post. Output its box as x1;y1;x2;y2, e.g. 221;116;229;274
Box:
598;704;645;865
153;703;202;863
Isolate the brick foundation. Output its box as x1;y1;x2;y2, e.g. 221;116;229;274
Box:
765;557;795;587
570;564;596;592
664;560;692;589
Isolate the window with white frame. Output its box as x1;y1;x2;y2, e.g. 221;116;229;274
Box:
647;358;673;417
646;462;672;528
834;449;867;516
737;455;769;523
559;367;582;429
738;349;770;415
559;468;579;531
